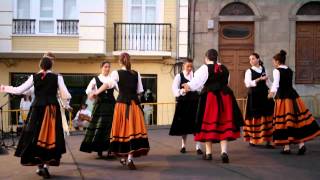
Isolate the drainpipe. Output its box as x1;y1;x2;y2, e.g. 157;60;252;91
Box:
176;0;180;62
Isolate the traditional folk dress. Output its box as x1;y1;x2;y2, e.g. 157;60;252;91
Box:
243;66;274;144
169;71;199;136
4;71;71;166
108;69;150;157
80;75;116;153
187;63;244;143
270;65;320;145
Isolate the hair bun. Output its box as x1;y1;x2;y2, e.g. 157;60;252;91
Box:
280;50;287;56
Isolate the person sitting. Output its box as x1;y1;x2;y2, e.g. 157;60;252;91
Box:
73;104;92;130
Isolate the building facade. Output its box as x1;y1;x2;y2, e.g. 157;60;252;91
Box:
188;0;320;116
0;0;183;125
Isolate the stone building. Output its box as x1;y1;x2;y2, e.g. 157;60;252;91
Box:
187;0;320;116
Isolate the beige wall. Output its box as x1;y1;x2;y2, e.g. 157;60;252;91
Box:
106;0;123;53
12;36;79;52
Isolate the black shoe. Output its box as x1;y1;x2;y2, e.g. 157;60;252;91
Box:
280;149;291;155
42;167;51;179
127;160;137;170
249;143;256;147
221;153;229;163
202;154;212;160
180;147;186;154
196;149;203;155
298;146;306;155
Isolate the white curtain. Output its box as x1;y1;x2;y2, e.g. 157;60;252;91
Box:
17;0;30;18
40;0;53;17
64;0;77;19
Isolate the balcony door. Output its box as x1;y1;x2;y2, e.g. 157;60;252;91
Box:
124;0;163;51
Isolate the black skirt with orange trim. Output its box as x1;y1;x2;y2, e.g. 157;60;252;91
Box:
244;89;274;144
273;97;320;145
14;104;66;166
109;101;150;157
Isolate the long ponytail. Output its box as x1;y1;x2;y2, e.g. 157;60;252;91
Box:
119;52;131;70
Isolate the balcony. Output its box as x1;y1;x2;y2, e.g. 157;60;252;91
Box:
12;19;36;34
113;23;172;56
57;19;79;35
12;19;79;35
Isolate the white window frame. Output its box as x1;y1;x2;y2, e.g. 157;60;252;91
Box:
37;0;56;34
13;0;78;35
123;0;164;23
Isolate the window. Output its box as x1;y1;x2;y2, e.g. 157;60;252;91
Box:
64;0;77;19
39;21;54;33
39;0;54;33
40;0;53;17
222;25;251;39
297;1;320;15
128;0;158;23
17;0;30;18
219;2;254;16
14;0;78;35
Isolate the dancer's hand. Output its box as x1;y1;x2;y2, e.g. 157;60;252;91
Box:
65;105;73;112
268;92;275;99
181;83;190;92
260;75;268;81
0;85;5;92
88;92;97;100
179;88;186;96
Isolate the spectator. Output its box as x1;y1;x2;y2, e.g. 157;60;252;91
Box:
73;104;92;130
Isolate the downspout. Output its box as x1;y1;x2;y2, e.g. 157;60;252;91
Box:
176;0;180;62
192;0;198;60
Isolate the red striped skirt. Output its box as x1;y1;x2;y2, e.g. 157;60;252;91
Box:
194;92;240;142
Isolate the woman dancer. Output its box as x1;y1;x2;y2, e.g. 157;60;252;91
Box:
243;53;274;147
268;50;320;155
169;58;202;154
0;56;71;178
80;61;116;158
182;49;243;163
91;52;149;170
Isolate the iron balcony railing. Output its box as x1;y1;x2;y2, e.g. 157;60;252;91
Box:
57;19;79;35
114;23;172;52
12;19;36;34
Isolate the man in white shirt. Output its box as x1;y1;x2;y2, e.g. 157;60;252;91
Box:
73;104;92;130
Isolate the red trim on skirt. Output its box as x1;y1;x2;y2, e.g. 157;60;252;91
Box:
195;92;240;142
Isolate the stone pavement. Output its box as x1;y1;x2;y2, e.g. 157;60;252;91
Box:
0;128;320;180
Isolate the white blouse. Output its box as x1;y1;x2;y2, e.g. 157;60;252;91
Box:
187;63;227;91
270;65;288;93
109;68;144;94
85;74;118;95
3;71;71;100
172;70;194;97
244;66;272;88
